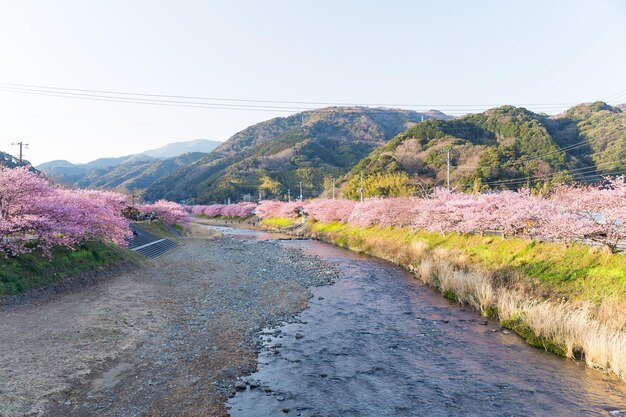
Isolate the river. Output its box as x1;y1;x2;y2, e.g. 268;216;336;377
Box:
223;228;626;417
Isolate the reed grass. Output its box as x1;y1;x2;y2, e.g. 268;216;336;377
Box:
262;217;626;381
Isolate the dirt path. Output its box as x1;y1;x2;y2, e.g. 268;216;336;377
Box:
0;234;336;416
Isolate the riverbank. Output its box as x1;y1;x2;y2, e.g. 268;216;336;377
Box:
255;217;626;382
0;230;337;416
0;221;186;303
0;240;141;301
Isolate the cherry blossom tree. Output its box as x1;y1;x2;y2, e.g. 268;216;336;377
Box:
304;199;356;223
203;204;226;217
545;177;626;251
0;166;132;256
136;200;189;226
256;200;303;219
221;202;257;218
216;177;626;252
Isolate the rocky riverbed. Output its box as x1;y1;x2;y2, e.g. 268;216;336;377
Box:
0;233;337;416
3;225;626;417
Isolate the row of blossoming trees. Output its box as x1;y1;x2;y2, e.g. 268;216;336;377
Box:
0;167;187;257
136;200;189;226
186;202;257;218
192;177;626;252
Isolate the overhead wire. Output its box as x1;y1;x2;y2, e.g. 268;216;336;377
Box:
476;160;623;187
0;82;581;110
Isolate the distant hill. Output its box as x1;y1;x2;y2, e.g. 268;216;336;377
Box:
71;152;208;192
36;159;75;170
340;102;625;196
0;150;33;169
143;107;452;203
37;139;221;193
142;139;221;158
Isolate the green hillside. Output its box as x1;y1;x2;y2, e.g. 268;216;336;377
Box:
342;102;625;197
0;151;31;169
143;107;451;203
46;152;207;194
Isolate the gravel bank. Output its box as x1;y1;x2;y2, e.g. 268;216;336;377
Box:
0;234;336;417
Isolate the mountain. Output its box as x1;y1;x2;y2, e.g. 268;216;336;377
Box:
143;107;452;203
0;151;33;169
37;139;221;193
340;102;625;197
142;139;221;158
36;159;75;170
38;154;156;180
71;152;208;192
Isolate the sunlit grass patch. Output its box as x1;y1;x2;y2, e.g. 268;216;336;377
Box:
261;217;296;228
297;220;626;381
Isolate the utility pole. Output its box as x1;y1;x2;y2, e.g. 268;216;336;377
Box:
447;149;451;190
332;178;336;199
299;181;303;201
11;141;28;164
287;189;291;202
359;172;364;202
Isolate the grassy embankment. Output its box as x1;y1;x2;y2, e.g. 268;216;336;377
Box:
261;217;626;381
0;241;140;297
135;220;180;239
0;221;188;297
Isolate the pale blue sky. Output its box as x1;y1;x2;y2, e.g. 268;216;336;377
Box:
0;0;625;164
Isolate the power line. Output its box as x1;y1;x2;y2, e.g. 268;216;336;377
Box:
0;85;477;116
0;82;582;109
480;165;601;186
454;140;596;172
478;160;623;187
605;88;626;102
4;84;554;116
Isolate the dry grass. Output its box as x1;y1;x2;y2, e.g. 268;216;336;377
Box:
419;257;626;381
495;289;626;380
303;221;626;382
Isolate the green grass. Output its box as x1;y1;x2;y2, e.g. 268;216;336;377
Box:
264;218;626;380
0;241;140;297
292;220;626;305
261;217;296;228
133;220;178;239
501;317;567;357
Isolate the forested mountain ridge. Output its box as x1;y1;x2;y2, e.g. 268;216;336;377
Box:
340;102;625;197
70;152;209;193
36;139;221;194
41;152;207;194
143;107;451;203
0;151;35;170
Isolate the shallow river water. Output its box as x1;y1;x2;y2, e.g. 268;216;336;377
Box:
225;229;626;417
